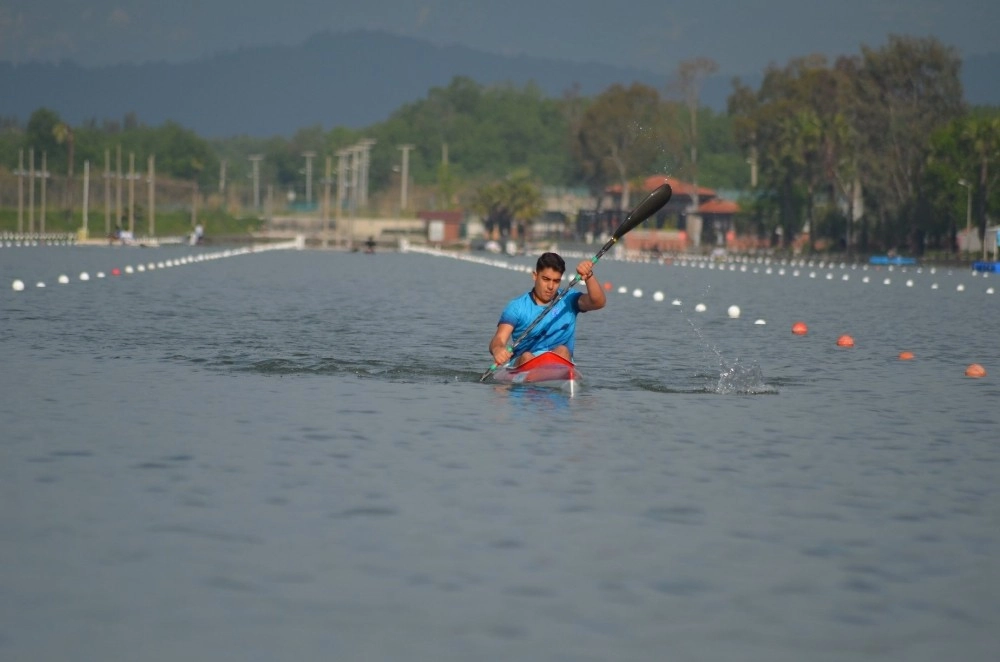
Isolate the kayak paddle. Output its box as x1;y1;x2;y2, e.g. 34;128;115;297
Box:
480;182;673;382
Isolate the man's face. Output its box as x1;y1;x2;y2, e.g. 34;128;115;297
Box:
532;267;563;303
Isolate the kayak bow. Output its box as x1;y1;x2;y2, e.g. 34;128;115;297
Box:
490;351;580;393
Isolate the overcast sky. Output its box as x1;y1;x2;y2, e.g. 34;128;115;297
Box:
2;0;996;75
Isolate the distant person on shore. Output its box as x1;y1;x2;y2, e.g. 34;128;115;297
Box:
364;236;376;254
488;251;605;368
190;223;204;245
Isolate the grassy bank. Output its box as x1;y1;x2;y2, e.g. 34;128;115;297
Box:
0;207;265;238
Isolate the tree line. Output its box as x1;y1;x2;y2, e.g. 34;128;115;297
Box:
1;34;997;255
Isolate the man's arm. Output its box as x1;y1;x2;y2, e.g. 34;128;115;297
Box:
489;323;515;365
576;260;607;312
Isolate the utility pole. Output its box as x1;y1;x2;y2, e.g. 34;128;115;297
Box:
148;155;156;237
115;145;123;232
248;155;263;209
39;151;48;235
337;149;349;248
82;160;90;238
219;160;227;194
322;155;332;248
398;144;414;213
302;151;316;207
16;149;24;233
350;146;362;250
28;148;35;234
104;149;111;235
127;152;136;235
358;139;376;207
350;145;362;213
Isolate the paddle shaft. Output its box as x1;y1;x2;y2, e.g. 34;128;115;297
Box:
480;183;673;382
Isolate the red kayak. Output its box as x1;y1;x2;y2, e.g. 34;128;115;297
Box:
491;351;580;393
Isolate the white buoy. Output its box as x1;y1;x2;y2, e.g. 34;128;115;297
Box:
754;319;766;325
137;265;146;272
957;284;965;292
653;291;664;302
931;283;939;289
96;272;105;279
125;265;134;274
987;287;995;294
632;288;643;298
672;299;682;306
58;274;70;284
727;305;741;318
842;274;849;281
906;280;913;287
12;279;25;291
617;286;627;294
79;272;90;281
695;303;707;312
825;273;833;280
809;272;817;279
883;278;891;285
862;276;870;283
36;282;46;288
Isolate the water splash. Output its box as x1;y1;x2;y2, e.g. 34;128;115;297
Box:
715;357;776;395
685;318;777;395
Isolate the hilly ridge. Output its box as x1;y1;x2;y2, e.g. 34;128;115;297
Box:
2;30;997;138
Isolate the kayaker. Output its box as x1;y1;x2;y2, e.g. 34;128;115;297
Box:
488;251;606;368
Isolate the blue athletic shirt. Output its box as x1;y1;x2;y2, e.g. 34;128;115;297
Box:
498;289;584;358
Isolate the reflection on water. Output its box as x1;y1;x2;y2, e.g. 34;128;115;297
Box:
489;382;575;412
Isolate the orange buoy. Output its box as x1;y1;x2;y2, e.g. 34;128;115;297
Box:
603;282;612;291
792;321;808;335
898;351;915;361
965;363;987;378
836;334;855;347
111;267;121;276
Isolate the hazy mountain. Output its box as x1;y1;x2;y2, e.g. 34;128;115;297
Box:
1;30;996;138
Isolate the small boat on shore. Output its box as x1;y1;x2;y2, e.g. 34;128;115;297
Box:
491;351;580;394
869;255;917;266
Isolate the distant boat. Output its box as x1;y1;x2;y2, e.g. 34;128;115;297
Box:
869;255;917;266
973;261;999;273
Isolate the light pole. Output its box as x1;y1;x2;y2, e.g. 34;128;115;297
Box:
248;155;263;210
302;151;316;207
398;144;413;213
958;179;972;259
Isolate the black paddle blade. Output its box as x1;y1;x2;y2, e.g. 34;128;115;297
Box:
611;183;673;240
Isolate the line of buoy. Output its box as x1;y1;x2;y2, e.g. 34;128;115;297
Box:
404;247;992;378
8;239;303;293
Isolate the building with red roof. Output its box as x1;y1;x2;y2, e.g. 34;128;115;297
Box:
586;175;741;251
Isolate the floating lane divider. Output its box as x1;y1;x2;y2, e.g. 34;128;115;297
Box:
0;232;78;247
8;237;304;293
402;244;992;377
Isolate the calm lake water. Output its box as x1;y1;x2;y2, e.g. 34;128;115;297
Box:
1;243;998;662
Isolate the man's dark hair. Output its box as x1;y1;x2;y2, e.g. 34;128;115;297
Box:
536;252;565;274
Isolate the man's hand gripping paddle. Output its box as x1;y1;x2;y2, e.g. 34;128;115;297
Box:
480;182;673;382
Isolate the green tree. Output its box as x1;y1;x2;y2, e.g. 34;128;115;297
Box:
470;170;543;239
571;83;671;210
851;35;964;252
25;108;63;171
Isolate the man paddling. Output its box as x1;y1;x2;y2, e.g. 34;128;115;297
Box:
489;252;606;368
